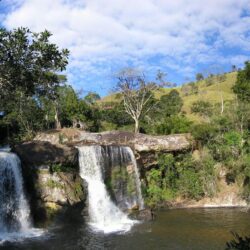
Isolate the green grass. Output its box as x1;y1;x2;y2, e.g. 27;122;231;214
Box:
99;72;237;123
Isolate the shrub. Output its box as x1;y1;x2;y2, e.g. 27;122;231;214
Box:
154;115;192;135
177;169;204;200
191;123;216;146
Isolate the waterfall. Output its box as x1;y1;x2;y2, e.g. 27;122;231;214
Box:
126;147;144;210
0;150;42;243
78;145;144;233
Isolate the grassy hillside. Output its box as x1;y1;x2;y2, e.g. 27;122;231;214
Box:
99;72;237;122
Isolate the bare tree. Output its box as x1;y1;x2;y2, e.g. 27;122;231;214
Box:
203;65;226;115
116;68;159;133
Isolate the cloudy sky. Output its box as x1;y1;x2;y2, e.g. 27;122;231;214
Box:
1;0;250;95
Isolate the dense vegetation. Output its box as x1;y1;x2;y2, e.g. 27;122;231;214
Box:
144;62;250;206
0;28;249;206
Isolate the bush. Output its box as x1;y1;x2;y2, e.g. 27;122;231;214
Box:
145;154;177;207
191;100;213;118
154;115;192;135
177;169;204;200
191;123;216;146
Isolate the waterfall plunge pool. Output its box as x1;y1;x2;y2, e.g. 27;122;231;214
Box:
1;207;250;250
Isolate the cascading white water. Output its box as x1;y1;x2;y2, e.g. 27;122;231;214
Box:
0;152;31;233
126;147;144;210
78;145;143;233
0;150;43;243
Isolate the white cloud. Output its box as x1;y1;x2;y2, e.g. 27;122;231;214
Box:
2;0;250;93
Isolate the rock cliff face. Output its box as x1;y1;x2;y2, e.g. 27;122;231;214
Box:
23;166;85;225
13;140;85;225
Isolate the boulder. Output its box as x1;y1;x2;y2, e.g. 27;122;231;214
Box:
131;209;155;221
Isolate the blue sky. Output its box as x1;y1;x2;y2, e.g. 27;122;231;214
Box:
1;0;250;96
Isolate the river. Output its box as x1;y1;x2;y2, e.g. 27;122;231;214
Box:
1;207;249;250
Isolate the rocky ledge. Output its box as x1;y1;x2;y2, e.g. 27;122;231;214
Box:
34;128;192;153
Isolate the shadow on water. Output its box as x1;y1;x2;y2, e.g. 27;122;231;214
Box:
1;207;250;250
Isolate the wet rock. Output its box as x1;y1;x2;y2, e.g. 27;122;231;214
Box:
136;209;155;221
22;166;86;225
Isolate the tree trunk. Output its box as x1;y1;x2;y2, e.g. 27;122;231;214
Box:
220;91;224;114
54;106;61;129
134;119;139;133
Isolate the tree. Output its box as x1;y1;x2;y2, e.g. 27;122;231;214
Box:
156;70;173;87
232;61;250;135
101;101;133;129
84;92;101;105
196;73;204;81
0;27;69;100
57;85;86;128
159;90;183;116
116;68;159;133
0;27;69;135
233;61;250;102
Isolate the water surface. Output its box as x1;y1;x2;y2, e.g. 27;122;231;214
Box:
1;207;250;250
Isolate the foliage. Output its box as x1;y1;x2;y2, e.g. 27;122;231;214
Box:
196;73;204;81
100;101;133;130
191;100;213;118
0;28;69;140
46;179;63;189
225;232;250;250
158;90;183;116
191;123;216;145
153;115;192;135
0;27;69;100
49;163;75;173
145;152;216;206
233;61;250;102
84;92;101;105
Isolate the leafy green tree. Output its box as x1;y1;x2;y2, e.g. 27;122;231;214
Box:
196;73;204;81
84;92;101;105
233;61;250;102
0;27;69;139
101;101;133;129
0;27;69;100
159;90;183;116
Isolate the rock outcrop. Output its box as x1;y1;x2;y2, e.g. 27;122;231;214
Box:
24;166;86;225
13;141;78;167
13;140;85;225
34;128;192;152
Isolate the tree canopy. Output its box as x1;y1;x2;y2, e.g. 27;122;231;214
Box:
0;27;69;101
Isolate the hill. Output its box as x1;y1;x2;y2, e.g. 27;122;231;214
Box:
99;72;237;122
